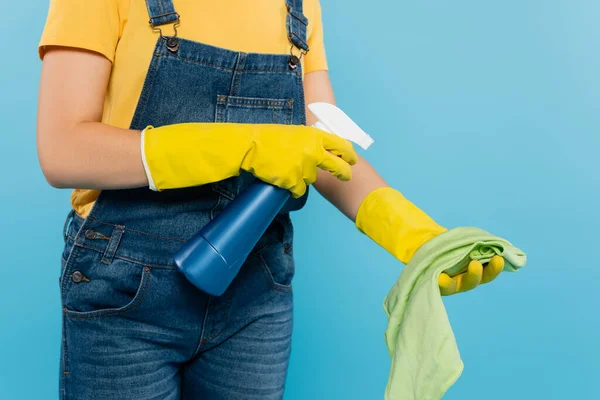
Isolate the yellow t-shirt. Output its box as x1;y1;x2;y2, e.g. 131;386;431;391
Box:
38;0;328;217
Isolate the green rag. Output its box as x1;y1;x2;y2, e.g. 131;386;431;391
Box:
383;227;527;400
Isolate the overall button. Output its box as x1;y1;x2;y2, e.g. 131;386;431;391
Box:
288;55;300;69
166;37;179;52
71;271;87;283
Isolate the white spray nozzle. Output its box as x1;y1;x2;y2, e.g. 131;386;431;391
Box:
308;102;374;150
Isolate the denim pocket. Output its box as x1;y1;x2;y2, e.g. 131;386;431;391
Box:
256;215;295;291
215;95;294;125
61;248;151;320
212;94;295;199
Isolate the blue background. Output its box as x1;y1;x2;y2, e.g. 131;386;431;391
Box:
1;0;598;398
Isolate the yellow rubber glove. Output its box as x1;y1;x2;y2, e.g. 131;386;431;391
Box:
355;187;503;296
141;122;358;198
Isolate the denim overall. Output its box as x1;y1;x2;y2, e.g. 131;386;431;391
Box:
60;1;310;398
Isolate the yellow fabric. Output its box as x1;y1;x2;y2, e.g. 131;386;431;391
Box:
38;0;329;217
355;187;448;265
144;123;357;198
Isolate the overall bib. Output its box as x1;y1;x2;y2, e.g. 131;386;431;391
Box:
60;1;310;398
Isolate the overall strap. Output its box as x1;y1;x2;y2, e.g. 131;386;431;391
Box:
285;0;309;52
145;0;179;27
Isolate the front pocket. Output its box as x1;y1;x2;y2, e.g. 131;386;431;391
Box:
61;249;151;320
257;245;295;292
213;95;295;198
255;215;295;291
215;95;294;125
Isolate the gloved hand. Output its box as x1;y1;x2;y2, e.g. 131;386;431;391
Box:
141;122;358;198
355;187;504;296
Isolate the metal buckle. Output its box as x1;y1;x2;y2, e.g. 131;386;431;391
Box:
288;44;307;70
151;16;181;53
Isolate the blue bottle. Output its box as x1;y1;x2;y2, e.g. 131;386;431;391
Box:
174;103;373;296
174;183;289;296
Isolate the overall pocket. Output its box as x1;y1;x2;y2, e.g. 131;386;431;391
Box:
215;95;294;125
256;214;296;291
60;247;151;320
212;95;295;199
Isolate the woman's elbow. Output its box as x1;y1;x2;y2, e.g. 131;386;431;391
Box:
37;136;70;188
38;155;69;188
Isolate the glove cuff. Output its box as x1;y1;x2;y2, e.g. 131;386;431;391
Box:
140;126;159;191
355;187;447;264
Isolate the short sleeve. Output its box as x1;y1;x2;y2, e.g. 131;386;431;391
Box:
38;0;122;62
304;0;328;74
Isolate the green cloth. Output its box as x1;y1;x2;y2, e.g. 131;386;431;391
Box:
383;227;527;400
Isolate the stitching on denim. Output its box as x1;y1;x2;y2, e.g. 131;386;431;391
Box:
101;226;125;265
154;53;301;75
219;96;292;108
200;296;233;346
61;217;87;297
216;95;226;123
202;308;231;345
74;242;176;269
290;11;308;26
61;308;68;398
209;192;223;220
286;100;294;125
64;267;152;320
211;184;235;201
151;11;177;20
131;39;162;129
286;14;292;48
289;31;309;52
243;69;301;77
114;255;176;270
297;72;306;125
155;53;235;71
258;252;293;293
192;295;212;358
63;209;75;243
85;216;186;242
74;242;104;254
234;54;247;96
61;247;80;294
224;103;293;109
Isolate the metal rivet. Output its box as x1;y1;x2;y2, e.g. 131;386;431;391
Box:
71;271;83;283
166;37;179;52
288;55;300;69
84;230;96;239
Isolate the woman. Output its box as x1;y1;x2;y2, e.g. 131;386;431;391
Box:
37;0;504;398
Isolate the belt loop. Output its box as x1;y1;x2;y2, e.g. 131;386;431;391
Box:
101;226;125;265
63;209;75;243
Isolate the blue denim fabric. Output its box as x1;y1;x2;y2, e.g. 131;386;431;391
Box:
58;0;309;398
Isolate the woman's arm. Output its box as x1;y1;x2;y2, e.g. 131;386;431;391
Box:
304;70;387;221
38;49;356;195
37;47;148;189
305;71;504;294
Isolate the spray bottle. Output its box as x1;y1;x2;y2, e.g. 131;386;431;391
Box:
174;103;374;296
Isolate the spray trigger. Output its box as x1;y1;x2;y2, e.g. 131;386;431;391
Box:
308;102;374;150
